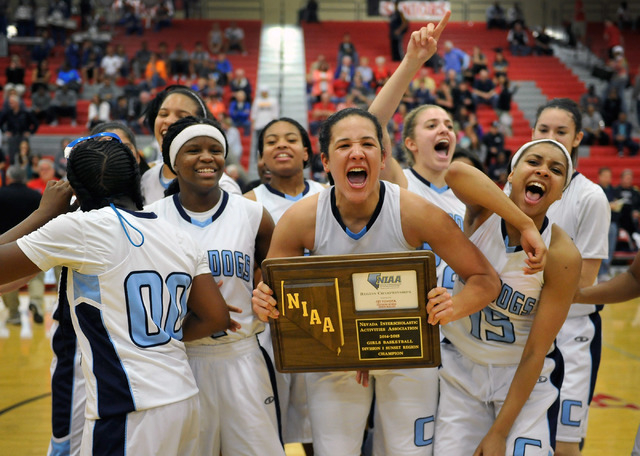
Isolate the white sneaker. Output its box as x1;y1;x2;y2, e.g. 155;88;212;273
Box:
20;310;32;339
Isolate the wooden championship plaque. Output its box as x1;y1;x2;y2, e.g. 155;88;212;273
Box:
262;251;440;372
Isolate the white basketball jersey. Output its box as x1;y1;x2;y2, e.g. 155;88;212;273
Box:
313;181;412;255
254;180;325;223
17;207;209;420
442;213;552;365
147;191;264;345
404;169;465;293
141;161;242;205
546;172;610;317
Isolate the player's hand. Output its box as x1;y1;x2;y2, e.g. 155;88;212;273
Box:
519;225;547;274
355;370;370;387
227;303;242;332
252;281;279;322
38;180;73;219
426;287;454;325
405;10;450;64
473;430;506;456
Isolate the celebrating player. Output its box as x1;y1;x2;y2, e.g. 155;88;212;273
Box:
146;116;283;455
434;139;582;455
252;107;505;455
0;137;231;455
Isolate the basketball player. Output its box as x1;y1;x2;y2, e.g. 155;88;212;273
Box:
141;85;241;203
531;99;610;456
0;137;232;455
146;116;283;455
47;124;143;456
434;139;581;454
252;108;547;455
245;117;325;452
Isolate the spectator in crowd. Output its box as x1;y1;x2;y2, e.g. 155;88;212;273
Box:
309;91;336;135
144;52;168;88
332;70;351;104
581;103;609;146
205;92;227;120
334;55;356;83
118;0;144;35
115;44;130;78
580;84;602;112
601;87;623;127
251;85;280;143
603;18;623;58
452;78;476;116
50;84;78;126
388;0;408;62
56;61;82;92
30;30;55;64
486;1;507;29
597;167;621;278
310;60;334;102
442;40;470;77
100;44;123;82
492;48;509;78
15;139;35;177
220;112;243;166
30;85;54;125
208;22;224;54
487;149;509;186
507;2;525;27
0;94;38;163
507;21;530;55
151;0;173;32
482;120;505;167
616;169;640;248
87;94;111;128
355;56;373;87
298;0;319;24
4;54;26;97
337;32;358;65
214;53;233;86
349;72;374;108
532;27;553;56
229;90;252;136
80;46;101;85
169;42;191;82
607;45;629;105
230;68;252;102
64;37;81;70
133;40;152;78
617;1;632;30
225;21;246;54
14;0;36;37
435;80;455;114
26;157;58;193
472;69;498;107
470;46;488;76
190;41;210;79
372;55;391;90
612;111;639;157
0;165;42;325
31;59;52;93
97;76;121;107
47;0;71;44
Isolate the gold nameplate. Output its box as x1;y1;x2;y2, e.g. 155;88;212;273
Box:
262;251;440;372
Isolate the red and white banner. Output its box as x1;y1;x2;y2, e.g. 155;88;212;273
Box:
379;1;450;21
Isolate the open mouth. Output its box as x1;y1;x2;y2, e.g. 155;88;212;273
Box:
197;168;217;175
434;139;450;156
525;182;546;202
347;167;367;187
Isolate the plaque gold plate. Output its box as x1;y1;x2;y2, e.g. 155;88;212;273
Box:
262;251;440;372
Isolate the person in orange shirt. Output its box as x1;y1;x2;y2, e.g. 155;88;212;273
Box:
145;52;168;88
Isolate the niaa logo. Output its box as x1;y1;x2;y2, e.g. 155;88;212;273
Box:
367;273;402;289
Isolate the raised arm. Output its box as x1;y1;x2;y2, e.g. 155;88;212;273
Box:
475;225;581;455
401;190;501;324
445;161;546;273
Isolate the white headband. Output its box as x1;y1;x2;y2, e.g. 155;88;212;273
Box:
510;139;573;189
168;124;227;170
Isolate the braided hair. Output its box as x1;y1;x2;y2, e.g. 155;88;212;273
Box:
143;85;214;132
161;116;228;196
66;139;144;211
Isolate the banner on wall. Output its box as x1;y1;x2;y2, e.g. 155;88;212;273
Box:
379;1;450;21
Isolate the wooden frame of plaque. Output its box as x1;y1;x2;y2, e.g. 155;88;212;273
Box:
262;251;440;372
